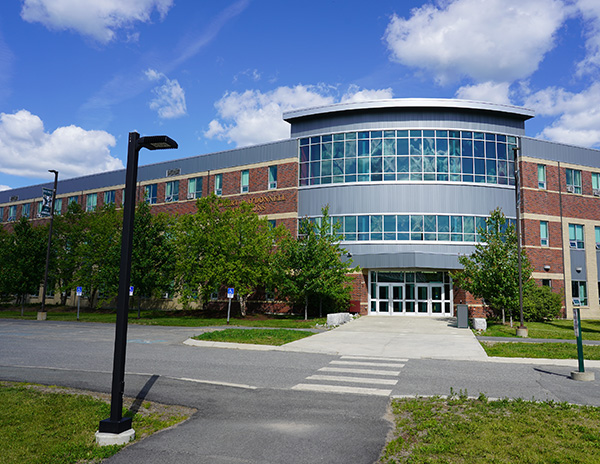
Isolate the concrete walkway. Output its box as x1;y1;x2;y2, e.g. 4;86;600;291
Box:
280;316;488;360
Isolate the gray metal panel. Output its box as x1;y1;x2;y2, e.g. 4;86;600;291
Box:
351;251;465;270
298;183;516;217
288;107;527;139
0;139;296;203
597;252;600;282
522;137;600;169
570;249;587;277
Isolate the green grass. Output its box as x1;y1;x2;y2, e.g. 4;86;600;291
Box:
0;307;326;329
381;395;600;463
0;382;193;464
481;341;600;360
192;328;314;345
479;320;600;340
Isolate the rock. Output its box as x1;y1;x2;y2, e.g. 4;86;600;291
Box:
327;312;352;327
471;318;487;331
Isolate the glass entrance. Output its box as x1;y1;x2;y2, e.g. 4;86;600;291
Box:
369;271;453;316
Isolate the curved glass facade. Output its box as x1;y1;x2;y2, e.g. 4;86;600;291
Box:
299;130;517;187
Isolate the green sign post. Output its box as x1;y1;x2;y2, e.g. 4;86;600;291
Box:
571;307;595;381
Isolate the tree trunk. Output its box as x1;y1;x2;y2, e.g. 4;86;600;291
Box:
137;296;141;319
304;294;308;321
319;297;322;318
240;295;247;317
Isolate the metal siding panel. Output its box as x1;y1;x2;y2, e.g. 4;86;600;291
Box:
522;138;600;169
570;249;587;277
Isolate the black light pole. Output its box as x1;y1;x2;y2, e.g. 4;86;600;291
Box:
513;146;527;337
38;169;59;321
99;132;177;435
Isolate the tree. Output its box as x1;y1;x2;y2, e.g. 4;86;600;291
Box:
522;284;562;322
274;206;355;320
130;201;176;313
1;218;47;313
452;208;532;321
174;195;280;315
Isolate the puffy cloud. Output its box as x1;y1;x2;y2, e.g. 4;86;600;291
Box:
575;0;600;75
384;0;568;85
524;82;600;147
204;85;394;147
0;110;122;179
146;69;187;119
455;82;512;104
0;185;10;191
20;0;174;43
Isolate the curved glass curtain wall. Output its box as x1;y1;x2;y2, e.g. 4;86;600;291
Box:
299;130;518;186
306;214;516;244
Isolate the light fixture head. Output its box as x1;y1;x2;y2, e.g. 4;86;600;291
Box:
138;135;178;151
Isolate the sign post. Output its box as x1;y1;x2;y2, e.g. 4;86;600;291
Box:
227;288;234;325
76;286;82;321
571;307;595;381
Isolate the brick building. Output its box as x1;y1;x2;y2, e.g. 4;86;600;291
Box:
2;98;600;319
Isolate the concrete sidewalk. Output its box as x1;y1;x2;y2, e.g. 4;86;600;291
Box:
280;316;488;360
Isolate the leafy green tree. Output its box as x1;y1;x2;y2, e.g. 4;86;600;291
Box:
130;201;176;313
1;218;47;312
73;204;122;309
274;206;355;320
0;226;12;301
52;202;86;305
522;284;562;321
452;208;532;321
174;195;280;315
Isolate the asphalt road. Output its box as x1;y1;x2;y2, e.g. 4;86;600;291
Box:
1;319;600;463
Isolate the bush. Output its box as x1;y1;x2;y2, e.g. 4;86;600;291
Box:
522;285;562;322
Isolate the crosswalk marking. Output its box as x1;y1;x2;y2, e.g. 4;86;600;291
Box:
292;384;392;396
341;356;409;362
305;374;398;385
330;360;405;368
319;366;400;376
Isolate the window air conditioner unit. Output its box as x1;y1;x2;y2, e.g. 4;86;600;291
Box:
593;189;600;196
269;181;277;189
596;243;600;250
541;239;548;246
573;298;581;306
570;240;578;248
566;185;575;193
187;192;196;200
165;195;174;203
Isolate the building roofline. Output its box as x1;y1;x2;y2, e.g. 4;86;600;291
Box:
283;98;535;122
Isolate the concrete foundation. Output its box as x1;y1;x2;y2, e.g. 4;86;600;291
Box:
571;371;595;382
471;318;487;331
37;312;47;321
516;327;528;337
95;428;135;446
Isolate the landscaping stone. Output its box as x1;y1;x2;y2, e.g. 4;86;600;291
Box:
471;318;487;331
327;312;352;327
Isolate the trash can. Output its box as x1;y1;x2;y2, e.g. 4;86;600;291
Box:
456;304;469;329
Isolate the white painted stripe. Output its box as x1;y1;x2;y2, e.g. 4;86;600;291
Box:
330;360;405;368
341;356;409;362
306;375;398;385
292;384;392;396
174;377;257;390
319;367;400;376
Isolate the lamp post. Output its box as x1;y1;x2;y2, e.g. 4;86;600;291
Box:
38;169;58;321
513;146;527;337
98;132;177;440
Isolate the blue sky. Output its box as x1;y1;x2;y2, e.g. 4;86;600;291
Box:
1;0;600;190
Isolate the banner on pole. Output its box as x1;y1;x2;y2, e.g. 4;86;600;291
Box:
39;188;53;217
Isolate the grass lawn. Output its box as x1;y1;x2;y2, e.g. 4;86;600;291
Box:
192;328;314;345
381;395;600;464
481;341;600;360
479;320;600;340
0;306;327;329
0;381;194;464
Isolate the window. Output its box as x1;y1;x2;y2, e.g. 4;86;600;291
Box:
540;221;549;246
86;193;97;212
0;206;3;221
214;174;223;196
8;205;16;221
593;173;600;195
104;190;115;205
572;281;587;306
537;164;546;189
268;166;277;189
165;180;179;202
596;226;600;250
68;195;78;205
241;170;249;193
542;279;552;288
566;168;582;194
188;177;203;199
144;184;157;204
54;198;62;215
268;219;276;228
21;203;30;219
569;224;584;249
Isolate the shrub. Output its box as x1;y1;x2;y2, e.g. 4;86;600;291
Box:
522;285;562;322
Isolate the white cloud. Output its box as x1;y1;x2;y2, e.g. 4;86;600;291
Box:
0;110;122;179
384;0;568;85
0;185;10;191
145;69;187;119
455;82;512;104
204;85;394;147
524;82;600;147
575;0;600;75
20;0;174;43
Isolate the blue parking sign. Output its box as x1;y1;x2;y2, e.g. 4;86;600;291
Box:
227;288;234;299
